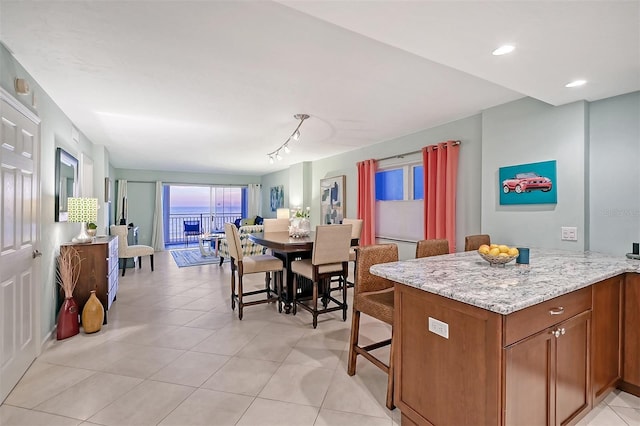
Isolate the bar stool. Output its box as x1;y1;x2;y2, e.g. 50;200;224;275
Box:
348;243;398;410
415;238;449;258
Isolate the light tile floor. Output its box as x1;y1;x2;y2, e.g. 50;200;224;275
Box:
1;251;638;426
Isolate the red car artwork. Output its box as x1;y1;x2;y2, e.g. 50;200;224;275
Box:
502;172;553;194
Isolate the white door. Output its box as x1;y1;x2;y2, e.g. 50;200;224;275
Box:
0;88;41;403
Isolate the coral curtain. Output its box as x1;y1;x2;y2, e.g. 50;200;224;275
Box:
357;159;377;246
422;141;459;252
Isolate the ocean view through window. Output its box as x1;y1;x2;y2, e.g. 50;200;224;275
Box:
164;184;247;247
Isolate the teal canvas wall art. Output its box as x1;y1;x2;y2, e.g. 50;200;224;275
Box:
499;160;557;205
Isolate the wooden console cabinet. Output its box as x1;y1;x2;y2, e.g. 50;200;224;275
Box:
62;236;118;322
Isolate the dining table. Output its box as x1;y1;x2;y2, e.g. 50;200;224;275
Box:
248;231;358;314
248;231;313;313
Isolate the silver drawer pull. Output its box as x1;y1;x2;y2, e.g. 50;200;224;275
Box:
549;307;565;315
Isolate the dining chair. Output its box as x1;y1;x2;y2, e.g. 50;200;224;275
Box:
348;243;398;410
342;218;363;285
110;225;154;276
224;223;283;320
291;224;352;328
465;234;491;251
262;218;290;233
183;220;201;247
415;238;449;258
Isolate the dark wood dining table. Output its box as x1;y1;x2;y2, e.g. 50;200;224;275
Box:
248;231;313;314
249;231;359;314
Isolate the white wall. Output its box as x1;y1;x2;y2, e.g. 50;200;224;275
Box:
482;98;587;251
589;92;640;255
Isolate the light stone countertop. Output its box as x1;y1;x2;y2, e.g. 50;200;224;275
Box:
369;249;640;315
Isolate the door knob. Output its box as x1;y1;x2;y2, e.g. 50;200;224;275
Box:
32;250;42;258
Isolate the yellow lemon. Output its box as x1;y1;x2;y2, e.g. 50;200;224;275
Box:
498;252;510;258
498;245;510;253
490;244;499;249
478;245;490;255
508;247;519;257
489;247;500;257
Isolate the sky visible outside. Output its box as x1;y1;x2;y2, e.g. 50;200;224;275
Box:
169;185;242;213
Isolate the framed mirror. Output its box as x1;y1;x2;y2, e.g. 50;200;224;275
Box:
55;147;78;222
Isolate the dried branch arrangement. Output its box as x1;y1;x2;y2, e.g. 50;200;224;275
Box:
57;246;82;299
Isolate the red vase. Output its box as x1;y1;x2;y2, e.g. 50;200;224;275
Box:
57;297;79;340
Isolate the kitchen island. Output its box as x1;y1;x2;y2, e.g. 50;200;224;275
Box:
371;250;640;425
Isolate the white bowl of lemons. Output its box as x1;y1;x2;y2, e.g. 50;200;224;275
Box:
477;244;519;267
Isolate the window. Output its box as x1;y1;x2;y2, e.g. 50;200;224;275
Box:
375;164;423;201
375;160;424;241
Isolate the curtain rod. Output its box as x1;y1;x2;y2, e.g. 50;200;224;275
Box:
376;140;461;162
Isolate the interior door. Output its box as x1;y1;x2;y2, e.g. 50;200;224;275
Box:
0;89;41;403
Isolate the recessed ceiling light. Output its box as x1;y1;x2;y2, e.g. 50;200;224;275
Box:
565;80;587;88
492;45;515;56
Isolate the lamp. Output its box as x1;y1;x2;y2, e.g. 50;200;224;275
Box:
277;208;290;219
67;197;98;243
266;114;310;163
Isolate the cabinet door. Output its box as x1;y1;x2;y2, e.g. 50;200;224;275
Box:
505;310;591;426
556;310;591;425
624;273;640;388
592;276;622;402
505;329;554;425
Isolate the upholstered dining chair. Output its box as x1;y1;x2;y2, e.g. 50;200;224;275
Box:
110;225;154;276
465;234;491;251
348;243;398;410
342;218;363;280
291;224;352;328
224;222;283;320
415;238;449;258
262;218;290;233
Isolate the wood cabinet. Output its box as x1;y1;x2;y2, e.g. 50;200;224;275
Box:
395;285;592;426
62;236;118;322
622;273;640;392
591;276;623;403
505;310;591;425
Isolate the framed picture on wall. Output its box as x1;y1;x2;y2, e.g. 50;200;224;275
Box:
320;175;345;224
499;160;557;205
270;185;284;211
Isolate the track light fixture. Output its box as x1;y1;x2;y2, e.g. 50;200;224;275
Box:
267;114;310;163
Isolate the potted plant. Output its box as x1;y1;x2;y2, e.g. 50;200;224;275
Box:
87;222;97;237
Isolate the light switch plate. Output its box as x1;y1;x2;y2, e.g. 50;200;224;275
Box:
428;317;449;339
561;226;578;241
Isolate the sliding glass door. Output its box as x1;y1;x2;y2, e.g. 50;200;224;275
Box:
163;184;247;246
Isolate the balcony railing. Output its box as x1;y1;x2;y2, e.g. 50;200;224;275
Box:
166;212;241;246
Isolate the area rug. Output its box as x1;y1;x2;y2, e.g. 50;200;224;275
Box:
170;248;225;268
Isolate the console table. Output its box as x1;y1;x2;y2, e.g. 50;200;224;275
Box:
61;236;119;323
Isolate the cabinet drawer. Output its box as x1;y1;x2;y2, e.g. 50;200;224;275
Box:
504;287;591;346
108;238;119;273
107;270;118;309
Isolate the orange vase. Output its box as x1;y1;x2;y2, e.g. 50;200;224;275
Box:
81;291;104;333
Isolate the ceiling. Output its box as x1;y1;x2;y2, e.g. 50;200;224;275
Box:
1;1;638;176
